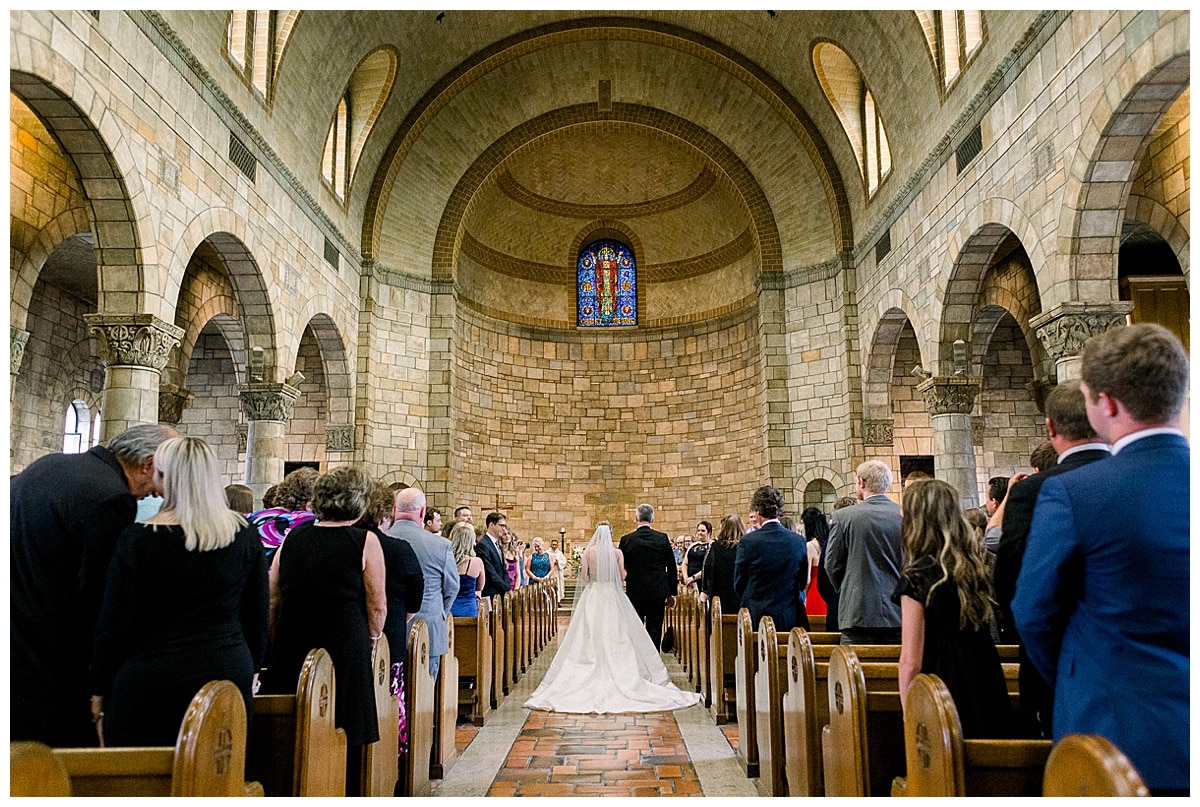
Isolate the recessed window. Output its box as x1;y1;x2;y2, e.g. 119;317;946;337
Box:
226;10;298;104
321;47;398;202
916;11;984;93
63;400;91;454
577;240;637;327
813;42;893;198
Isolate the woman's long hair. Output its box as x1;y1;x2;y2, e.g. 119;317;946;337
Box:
715;514;745;547
450;522;477;564
155;436;246;552
901;479;994;630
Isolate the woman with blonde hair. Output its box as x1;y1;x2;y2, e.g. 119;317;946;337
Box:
450;522;487;617
90;436;268;746
894;479;1011;738
700;514;745;612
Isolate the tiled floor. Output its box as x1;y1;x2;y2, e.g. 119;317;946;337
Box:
434;612;758;798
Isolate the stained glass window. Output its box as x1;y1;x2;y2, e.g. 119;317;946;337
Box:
577;240;637;327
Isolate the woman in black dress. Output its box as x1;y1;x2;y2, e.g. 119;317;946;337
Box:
265;466;386;793
90;436;268;746
700;514;745;613
894;479;1012;738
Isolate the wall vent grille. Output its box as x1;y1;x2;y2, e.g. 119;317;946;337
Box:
324;237;339;268
955;124;983;174
875;228;892;263
228;132;257;182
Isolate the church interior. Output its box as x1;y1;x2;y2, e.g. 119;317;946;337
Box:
9;9;1190;797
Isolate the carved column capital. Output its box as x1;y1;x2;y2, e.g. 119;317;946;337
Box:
11;327;30;376
326;424;355;451
917;375;982;416
157;383;194;424
83;313;184;372
1029;302;1133;362
238;382;300;423
862;419;894;446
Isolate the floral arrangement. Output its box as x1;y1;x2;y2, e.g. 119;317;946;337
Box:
570;546;583;577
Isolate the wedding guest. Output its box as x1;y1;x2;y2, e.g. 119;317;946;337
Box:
734;486;808;632
89;436;267;747
454;506;473;524
549;539;568;601
802;506;838;631
248;467;318;562
424;507;443;534
895;479;1011;738
261;484;280;509
833;496;857;510
503;528;523;589
525;537;556;585
682;521;711;593
388;487;457;678
12;422;176;746
224;483;255;514
700;514;744;612
265;466;385;794
450;522;486;618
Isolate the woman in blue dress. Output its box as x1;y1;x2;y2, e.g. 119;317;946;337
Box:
525;536;556;584
449;522;485;617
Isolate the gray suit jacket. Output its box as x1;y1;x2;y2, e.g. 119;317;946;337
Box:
825;495;903;630
385;518;458;659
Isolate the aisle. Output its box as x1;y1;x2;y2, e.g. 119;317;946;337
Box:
433;616;758;797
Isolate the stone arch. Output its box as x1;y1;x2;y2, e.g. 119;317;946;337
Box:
567;221;648;327
9;69;152;315
432;106;780;285
171;294;244;389
863;296;925;422
795;466;848;501
971;249;1047;381
11;206;92;332
1056;46;1189;301
1125;193;1190;281
379;470;422;491
361;17;852;262
164;211;279;381
940;215;1044;375
294;312;355;429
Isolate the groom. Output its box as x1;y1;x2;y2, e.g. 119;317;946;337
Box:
619;503;678;651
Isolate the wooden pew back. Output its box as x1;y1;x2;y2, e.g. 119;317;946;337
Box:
503;591;517;690
50;680;260;797
696;597;710;706
781;628;821;797
11;742;72;796
490;594;507;703
362;635;399;796
399;619;434;797
733;607;758;777
454;597;493;725
432;617;459;779
821;644;872;797
1042;734;1149;797
708;600;738;724
753;616;789;795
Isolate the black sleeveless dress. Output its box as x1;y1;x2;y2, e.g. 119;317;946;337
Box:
265;524;378;746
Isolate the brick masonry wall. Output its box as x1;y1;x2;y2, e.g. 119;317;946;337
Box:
449;304;767;541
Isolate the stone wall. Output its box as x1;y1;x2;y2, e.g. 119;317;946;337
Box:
449;304;767;540
178;326;245;482
286;327;331;466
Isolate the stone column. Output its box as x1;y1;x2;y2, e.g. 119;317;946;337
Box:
157;382;195;425
11;327;30;401
239;381;301;502
84;314;184;440
917;375;982;509
1030;302;1133;382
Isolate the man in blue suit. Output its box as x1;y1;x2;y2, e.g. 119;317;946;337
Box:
734;486;808;632
1013;323;1189;795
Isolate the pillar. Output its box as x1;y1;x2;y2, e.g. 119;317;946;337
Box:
84;314;184;440
917;375;982;509
239;381;300;503
157;382;195;425
1030;302;1133;382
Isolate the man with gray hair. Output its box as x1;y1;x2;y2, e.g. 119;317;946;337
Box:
386;486;457;676
11;422;178;746
824;459;903;645
618;503;677;650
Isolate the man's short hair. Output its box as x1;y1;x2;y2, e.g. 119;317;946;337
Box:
987;476;1009;504
454;505;470;519
750;485;785;520
635;503;654;523
394;486;425;514
833;496;858;510
1043;380;1097;441
107;423;176;466
424;507;441;526
486;510;506;528
1081;323;1189;424
901;470;932;489
856;460;893;495
1029;441;1058;472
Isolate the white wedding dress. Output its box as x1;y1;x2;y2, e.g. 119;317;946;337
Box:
524;525;701;714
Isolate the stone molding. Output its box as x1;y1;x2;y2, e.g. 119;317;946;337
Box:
158;383;194;424
862;418;894;446
917;375;982;416
326;424;355;451
83;314;184;371
238;382;301;423
11;327;30;375
1029;302;1134;362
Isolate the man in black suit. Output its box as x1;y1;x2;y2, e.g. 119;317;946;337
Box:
618;503;677;650
734;486;808;632
476;510;512;598
992;379;1109;737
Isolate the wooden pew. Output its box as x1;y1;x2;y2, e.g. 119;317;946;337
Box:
753;616;790;795
398;619;434;797
808;614;826;632
696;597;710;705
38;680;263;797
248;647;348;796
454;597;493;726
431;617;459;779
489;594;507;704
503;590;518;691
680;591;694;681
781;629;821;797
708;598;738;724
362;635;400;796
893;673;1052;796
733;607;758;777
1042;734;1149;797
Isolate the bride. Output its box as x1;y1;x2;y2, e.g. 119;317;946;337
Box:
524;523;701;713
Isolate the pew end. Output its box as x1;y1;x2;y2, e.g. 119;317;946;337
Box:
11;742;72;796
781;628;822;797
432;619;460;779
1042;734;1149;797
733;607;758;777
399;619;434;797
362;635;399;796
